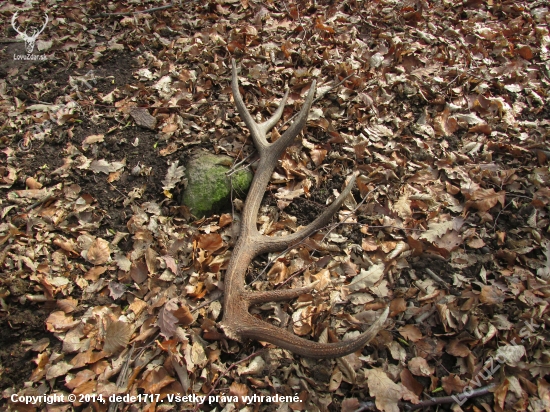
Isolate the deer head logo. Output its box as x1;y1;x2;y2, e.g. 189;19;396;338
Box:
11;12;49;54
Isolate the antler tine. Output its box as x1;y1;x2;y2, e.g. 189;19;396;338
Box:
240;307;389;359
221;60;388;359
36;14;49;36
269;78;316;161
11;12;25;37
255;171;358;255
231;59;289;156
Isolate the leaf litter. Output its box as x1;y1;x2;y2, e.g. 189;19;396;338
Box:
0;0;549;411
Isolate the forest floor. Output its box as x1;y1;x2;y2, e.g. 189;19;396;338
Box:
0;1;549;411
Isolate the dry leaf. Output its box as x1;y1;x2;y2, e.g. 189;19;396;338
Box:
46;311;77;332
26;177;43;189
229;381;249;408
157;299;179;339
408;357;435;377
103;321;132;354
162;160;186;191
267;261;287;284
348;263;385;292
441;374;467;395
85;238;111;265
82;134;104;150
198;233;224;253
479;285;505;304
465;188;506;213
45;361;73;380
400;368;424;396
365;368;408;412
445;340;471;357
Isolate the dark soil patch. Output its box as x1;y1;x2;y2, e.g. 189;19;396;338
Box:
279;173;347;227
0;49;172;390
0;275;57;389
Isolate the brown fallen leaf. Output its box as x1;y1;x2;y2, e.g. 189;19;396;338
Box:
57;297;78;313
138;367;175;394
365;368;418;412
130;107;157;130
229;381;249;408
65;369;96;390
85;238;111;265
465;188;505;213
408;356;435;376
399;324;423;342
103;321;133;355
267;260;287;284
30;352;49;382
445;340;471;357
26;177;43;189
45;361;73;380
479;285;505;304
441;374;467;395
400;368;424;396
341;398;360;412
130;260;148;284
46;311;78;332
197;233;224;253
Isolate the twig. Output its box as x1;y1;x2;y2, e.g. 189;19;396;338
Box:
108;345;135;412
25;194;56;212
275;267;307;289
226;151;258;177
354;383;497;412
92;2;175;18
190;290;223;313
424;268;450;290
192;349;266;412
360;224;424;231
406;383;496;410
320;187;374;244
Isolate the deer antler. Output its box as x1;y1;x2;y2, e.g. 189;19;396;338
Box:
34;14;49;37
11;12;49;54
220;59;388;358
11;12;49;38
11;12;26;38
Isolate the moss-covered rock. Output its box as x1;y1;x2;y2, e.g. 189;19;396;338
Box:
181;152;253;218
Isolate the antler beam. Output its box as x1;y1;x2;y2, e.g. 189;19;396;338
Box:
220;59;388;358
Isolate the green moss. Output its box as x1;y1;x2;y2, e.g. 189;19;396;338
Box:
232;169;253;196
181;153;253;218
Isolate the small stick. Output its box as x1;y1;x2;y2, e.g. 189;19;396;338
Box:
191;291;223;314
406;382;496;410
354;383;497;411
424;268;450;290
275;267;307;289
226;152;258;177
107;345;135;412
25;194;56;212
